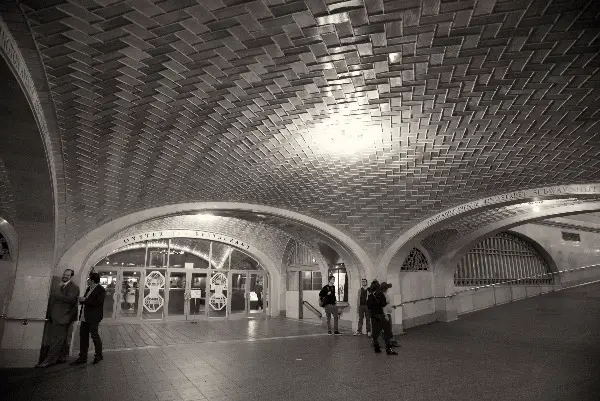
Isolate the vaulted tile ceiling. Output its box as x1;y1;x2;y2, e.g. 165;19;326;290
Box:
19;0;600;256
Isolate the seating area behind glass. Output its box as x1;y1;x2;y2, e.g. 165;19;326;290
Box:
92;238;268;322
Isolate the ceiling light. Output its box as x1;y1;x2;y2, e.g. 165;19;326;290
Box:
196;213;218;221
301;108;388;155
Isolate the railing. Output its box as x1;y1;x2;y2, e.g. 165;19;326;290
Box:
0;314;49;325
392;264;600;308
302;301;322;319
454;276;553;286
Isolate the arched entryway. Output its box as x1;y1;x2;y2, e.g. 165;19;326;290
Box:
86;234;271;322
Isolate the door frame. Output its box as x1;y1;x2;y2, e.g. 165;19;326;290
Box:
226;270;267;319
116;268;144;322
227;270;247;319
187;270;210;321
93;268;119;323
165;268;188;321
165;268;210;321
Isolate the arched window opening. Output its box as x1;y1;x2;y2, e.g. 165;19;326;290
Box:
400;248;429;271
454;232;553;287
328;263;348;303
0;232;10;261
286;240;318;267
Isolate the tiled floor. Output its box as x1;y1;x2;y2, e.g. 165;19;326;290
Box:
2;283;600;401
70;318;326;353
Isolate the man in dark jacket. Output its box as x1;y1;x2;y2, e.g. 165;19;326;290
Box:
71;272;105;365
367;280;397;355
354;278;371;336
319;275;340;335
36;269;80;368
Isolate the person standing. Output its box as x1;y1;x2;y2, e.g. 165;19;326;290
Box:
70;272;105;365
381;282;400;347
35;269;80;368
354;278;371;336
367;280;397;355
319;275;340;335
255;281;263;310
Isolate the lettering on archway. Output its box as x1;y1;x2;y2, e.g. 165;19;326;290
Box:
119;230;252;252
422;185;600;229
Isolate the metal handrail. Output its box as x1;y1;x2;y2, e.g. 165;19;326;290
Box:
302;301;323;319
392;264;600;307
0;314;49;325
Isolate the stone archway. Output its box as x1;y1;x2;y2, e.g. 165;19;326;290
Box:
57;203;375;284
378;184;600;278
83;229;283;318
429;201;600;322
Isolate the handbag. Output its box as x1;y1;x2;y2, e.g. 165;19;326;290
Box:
319;296;327;307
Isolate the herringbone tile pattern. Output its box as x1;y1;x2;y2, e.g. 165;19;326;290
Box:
19;0;600;256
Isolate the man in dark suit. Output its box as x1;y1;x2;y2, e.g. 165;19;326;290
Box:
70;272;105;365
36;269;80;368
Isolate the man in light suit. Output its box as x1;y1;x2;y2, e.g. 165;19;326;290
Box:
70;272;105;365
36;269;80;368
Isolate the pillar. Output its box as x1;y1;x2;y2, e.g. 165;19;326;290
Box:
0;221;54;367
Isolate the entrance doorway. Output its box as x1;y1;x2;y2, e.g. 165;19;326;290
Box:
166;269;208;321
228;271;267;318
96;268;144;322
93;237;271;322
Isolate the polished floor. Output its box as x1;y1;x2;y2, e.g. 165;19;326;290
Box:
70;318;326;353
2;283;599;401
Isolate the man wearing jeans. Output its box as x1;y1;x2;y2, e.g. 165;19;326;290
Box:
319;275;340;335
354;279;371;336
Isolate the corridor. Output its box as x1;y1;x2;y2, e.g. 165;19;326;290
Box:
1;282;599;401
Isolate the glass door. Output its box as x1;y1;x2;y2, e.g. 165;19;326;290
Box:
188;271;208;320
227;271;267;318
95;269;118;321
229;272;246;317
167;270;187;320
166;269;209;320
117;269;143;321
248;272;266;317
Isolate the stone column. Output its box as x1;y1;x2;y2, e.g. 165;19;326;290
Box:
433;268;458;322
0;222;54;368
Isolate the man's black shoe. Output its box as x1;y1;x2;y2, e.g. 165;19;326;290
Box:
92;354;103;364
386;349;398;355
70;358;87;365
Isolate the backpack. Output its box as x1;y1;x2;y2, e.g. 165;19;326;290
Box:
367;292;378;310
319;297;326;307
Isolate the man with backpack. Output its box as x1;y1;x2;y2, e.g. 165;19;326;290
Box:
319;275;340;335
367;280;397;355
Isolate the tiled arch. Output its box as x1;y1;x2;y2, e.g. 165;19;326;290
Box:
431;201;600;298
0;7;66;255
378;184;600;277
57;202;376;282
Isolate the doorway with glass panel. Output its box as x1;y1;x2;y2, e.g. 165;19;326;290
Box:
228;271;267;318
94;268;143;322
167;269;208;320
93;235;268;322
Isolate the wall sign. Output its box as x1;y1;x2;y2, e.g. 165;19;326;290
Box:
143;270;165;313
209;272;228;311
